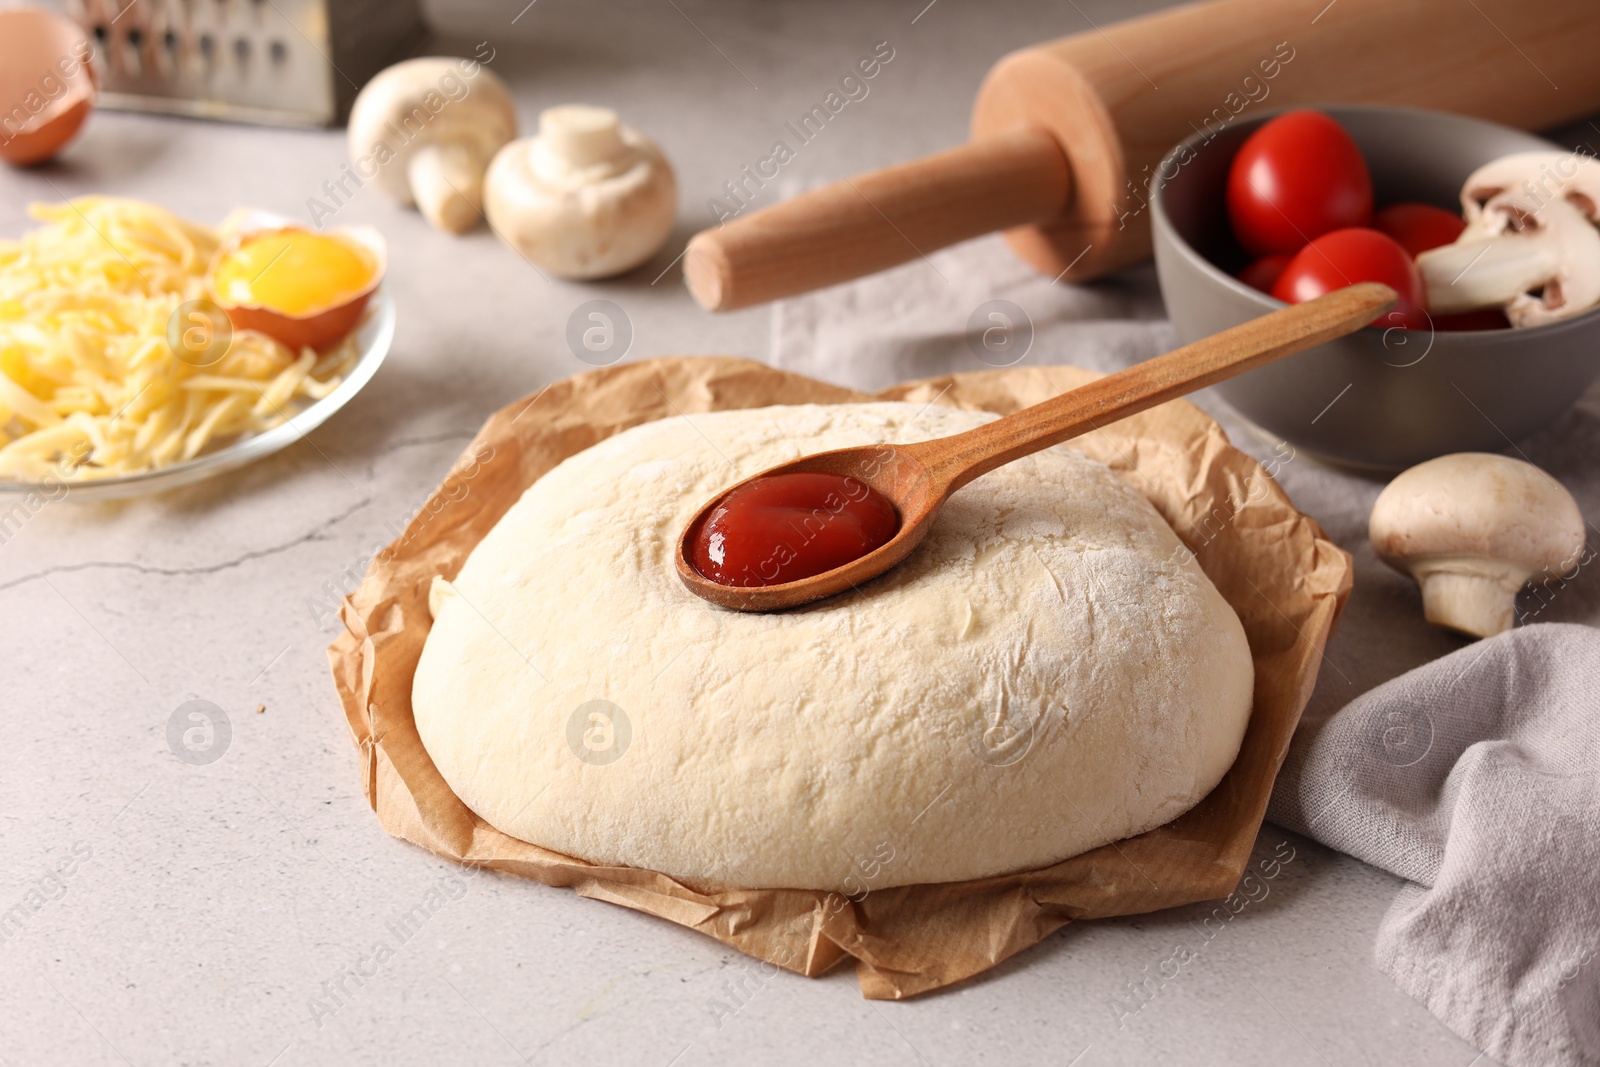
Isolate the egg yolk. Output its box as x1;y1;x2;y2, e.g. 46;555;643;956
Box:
213;230;375;317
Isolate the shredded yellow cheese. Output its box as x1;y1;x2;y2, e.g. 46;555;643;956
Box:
0;197;360;482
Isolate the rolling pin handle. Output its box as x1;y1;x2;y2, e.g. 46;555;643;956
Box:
684;127;1071;312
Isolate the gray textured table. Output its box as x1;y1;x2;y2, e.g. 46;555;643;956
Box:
0;2;1500;1063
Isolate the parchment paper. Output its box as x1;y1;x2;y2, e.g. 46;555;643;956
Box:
327;356;1352;999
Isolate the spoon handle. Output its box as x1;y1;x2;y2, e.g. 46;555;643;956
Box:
910;282;1397;492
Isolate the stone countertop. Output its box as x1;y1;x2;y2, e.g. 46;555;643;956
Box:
0;1;1494;1064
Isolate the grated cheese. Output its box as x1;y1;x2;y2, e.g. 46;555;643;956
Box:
0;197;360;482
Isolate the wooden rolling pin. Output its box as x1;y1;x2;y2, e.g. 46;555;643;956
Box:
685;0;1600;312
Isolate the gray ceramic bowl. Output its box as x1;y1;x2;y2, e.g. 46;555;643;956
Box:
1150;104;1600;470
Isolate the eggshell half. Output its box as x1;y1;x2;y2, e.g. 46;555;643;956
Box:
209;226;386;352
0;10;97;167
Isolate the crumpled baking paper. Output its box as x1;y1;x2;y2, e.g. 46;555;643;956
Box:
328;356;1352;999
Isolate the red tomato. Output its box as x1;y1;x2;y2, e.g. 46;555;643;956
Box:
1227;110;1373;256
1372;202;1466;259
1237;254;1291;294
1271;228;1428;330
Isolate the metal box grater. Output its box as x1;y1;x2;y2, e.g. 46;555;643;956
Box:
54;0;428;127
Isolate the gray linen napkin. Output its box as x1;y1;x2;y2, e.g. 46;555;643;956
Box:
1268;623;1600;1067
770;232;1600;1067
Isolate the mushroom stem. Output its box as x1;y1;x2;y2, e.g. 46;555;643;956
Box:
407;141;487;235
1413;561;1529;638
544;106;627;168
1418;234;1563;315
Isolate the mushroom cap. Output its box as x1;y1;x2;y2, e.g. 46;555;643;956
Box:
1462;151;1600;226
348;57;518;206
1370;452;1585;578
484;107;677;280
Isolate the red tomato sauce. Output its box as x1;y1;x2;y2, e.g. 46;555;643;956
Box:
689;472;899;588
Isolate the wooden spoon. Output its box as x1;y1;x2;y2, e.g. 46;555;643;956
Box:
677;282;1396;611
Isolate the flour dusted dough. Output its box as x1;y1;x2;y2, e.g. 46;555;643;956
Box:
413;402;1254;892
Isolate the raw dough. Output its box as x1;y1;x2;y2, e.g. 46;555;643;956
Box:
413;402;1254;892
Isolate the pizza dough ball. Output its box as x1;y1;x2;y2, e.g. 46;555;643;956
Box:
413;402;1254;892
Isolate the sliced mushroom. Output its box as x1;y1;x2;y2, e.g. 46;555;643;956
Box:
348;58;518;234
483;105;677;280
1417;151;1600;328
1418;191;1600;327
1369;453;1586;638
1460;151;1600;225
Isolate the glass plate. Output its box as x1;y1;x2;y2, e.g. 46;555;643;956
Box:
0;288;394;502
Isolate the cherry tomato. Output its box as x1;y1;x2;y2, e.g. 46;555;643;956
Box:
1227;110;1373;256
1237;254;1291;293
1371;202;1466;259
1271;228;1428;330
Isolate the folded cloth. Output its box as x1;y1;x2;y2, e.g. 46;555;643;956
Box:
772;234;1173;391
1268;623;1600;1067
770;231;1600;1066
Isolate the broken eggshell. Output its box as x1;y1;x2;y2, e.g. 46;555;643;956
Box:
208;225;386;352
0;9;98;167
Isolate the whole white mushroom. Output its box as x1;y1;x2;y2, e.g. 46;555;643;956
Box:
348;57;518;234
1369;453;1586;638
483;104;677;279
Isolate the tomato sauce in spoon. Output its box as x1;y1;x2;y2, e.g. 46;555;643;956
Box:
689;472;899;588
